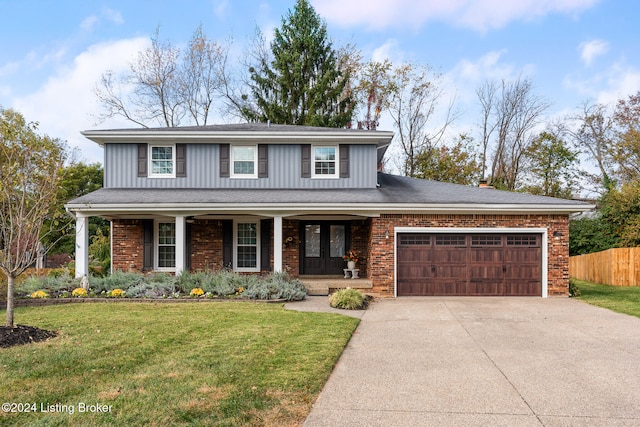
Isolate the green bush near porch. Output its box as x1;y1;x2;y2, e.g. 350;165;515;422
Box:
14;270;307;301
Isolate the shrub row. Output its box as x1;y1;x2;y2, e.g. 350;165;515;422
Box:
15;270;307;301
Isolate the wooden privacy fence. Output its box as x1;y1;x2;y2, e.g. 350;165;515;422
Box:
569;248;640;286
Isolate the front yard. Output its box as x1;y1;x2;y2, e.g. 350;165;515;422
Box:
571;278;640;318
0;302;359;426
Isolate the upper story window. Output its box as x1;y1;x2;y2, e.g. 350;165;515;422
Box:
149;144;175;178
231;145;257;178
312;145;339;178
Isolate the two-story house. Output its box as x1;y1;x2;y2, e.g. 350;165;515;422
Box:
65;123;592;297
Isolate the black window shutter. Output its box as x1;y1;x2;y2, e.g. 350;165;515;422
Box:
222;220;233;268
138;144;148;177
301;144;311;178
258;144;268;178
339;144;350;178
176;144;186;177
260;219;271;272
142;219;154;271
220;144;230;178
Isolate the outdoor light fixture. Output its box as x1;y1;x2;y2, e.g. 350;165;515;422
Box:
385;229;390;239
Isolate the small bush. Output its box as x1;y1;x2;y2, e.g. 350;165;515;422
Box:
30;290;49;299
71;288;88;298
569;279;581;297
190;287;205;297
244;272;306;301
107;288;125;298
329;288;367;310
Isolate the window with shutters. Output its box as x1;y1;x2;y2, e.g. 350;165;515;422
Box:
312;145;339;178
149;144;175;178
231;145;257;178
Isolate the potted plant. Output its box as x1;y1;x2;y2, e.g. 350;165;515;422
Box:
343;249;358;269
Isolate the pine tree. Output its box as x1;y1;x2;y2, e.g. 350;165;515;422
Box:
246;0;353;127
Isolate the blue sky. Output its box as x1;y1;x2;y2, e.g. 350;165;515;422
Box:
1;0;639;165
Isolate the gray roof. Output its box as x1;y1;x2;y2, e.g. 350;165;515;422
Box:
66;173;593;215
88;123;384;133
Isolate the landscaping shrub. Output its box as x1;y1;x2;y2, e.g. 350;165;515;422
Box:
11;269;307;301
244;272;306;301
568;278;581;297
329;288;367;310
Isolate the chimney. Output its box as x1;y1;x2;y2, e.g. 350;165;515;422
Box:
478;179;494;189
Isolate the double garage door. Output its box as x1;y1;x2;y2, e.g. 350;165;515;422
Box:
397;233;542;296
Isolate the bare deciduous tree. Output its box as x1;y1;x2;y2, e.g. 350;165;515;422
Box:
0;107;68;327
387;63;459;177
95;26;230;128
564;100;616;192
477;77;549;190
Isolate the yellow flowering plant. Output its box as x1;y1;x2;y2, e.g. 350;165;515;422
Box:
30;290;49;299
108;288;125;298
71;287;88;298
190;287;205;297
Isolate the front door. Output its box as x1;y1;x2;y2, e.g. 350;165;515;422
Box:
302;222;349;275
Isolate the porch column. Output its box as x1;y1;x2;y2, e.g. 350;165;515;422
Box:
175;215;186;276
75;213;89;279
273;216;283;273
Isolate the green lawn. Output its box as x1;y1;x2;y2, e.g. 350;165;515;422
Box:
0;302;359;426
572;278;640;318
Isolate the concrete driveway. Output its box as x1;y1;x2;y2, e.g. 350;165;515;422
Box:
300;297;640;426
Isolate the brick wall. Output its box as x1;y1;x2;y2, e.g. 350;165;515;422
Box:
190;219;224;271
282;219;299;277
111;219;144;272
368;214;570;297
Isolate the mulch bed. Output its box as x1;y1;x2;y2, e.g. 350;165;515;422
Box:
0;325;57;349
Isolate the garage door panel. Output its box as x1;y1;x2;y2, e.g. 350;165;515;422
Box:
504;281;540;296
397;233;542;296
469;280;503;296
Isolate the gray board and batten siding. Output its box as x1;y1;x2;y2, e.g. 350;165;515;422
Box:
104;143;378;189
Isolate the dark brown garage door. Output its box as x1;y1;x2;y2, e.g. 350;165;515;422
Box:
397;233;542;296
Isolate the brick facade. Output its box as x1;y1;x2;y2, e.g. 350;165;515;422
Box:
190;220;225;271
111;220;144;272
111;213;570;298
368;214;570;297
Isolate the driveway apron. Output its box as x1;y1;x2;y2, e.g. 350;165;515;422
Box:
303;297;640;427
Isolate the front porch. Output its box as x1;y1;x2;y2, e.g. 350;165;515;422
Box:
299;275;374;296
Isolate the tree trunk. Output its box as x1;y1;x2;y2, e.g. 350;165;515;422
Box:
5;274;15;327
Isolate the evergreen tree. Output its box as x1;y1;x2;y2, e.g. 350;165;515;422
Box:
245;0;353;127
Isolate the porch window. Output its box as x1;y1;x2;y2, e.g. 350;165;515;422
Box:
235;221;260;271
149;145;175;177
312;146;339;178
231;145;257;178
156;222;176;270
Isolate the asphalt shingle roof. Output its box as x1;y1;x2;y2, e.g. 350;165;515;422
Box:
67;173;589;208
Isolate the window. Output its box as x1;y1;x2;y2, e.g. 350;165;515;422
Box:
231;145;257;178
156;222;176;270
435;235;466;246
149;145;175;177
235;221;260;271
312;146;339;178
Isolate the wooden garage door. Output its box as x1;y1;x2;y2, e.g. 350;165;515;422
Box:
397;233;542;296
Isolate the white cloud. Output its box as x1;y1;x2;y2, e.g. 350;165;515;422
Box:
80;15;99;31
80;8;123;32
371;39;402;63
313;0;598;32
578;39;609;66
13;38;149;164
563;61;640;107
102;8;124;25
